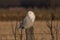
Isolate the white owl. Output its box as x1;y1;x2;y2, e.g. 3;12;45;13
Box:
18;11;35;29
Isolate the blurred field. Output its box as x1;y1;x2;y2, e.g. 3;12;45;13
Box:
0;7;60;21
0;7;60;40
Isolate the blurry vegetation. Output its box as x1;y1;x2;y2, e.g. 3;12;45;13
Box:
0;7;60;21
0;0;60;21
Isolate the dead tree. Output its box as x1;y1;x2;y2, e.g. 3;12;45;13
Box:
46;13;55;40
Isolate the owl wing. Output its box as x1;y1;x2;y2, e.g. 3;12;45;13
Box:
18;16;27;29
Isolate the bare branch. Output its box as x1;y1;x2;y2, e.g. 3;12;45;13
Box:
46;13;55;40
10;21;16;40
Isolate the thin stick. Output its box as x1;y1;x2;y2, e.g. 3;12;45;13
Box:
20;28;22;40
56;19;58;40
11;21;16;40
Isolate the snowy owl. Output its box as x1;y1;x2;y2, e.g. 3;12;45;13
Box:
18;11;35;29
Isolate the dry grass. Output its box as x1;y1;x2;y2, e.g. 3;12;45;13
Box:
0;21;60;40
